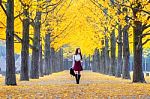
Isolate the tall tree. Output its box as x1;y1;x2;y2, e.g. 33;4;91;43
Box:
5;0;17;85
60;48;64;71
132;1;147;83
39;41;43;77
109;29;116;76
122;24;130;79
115;24;123;77
44;32;51;75
30;0;42;79
51;47;56;73
20;3;30;81
104;35;110;74
101;39;106;74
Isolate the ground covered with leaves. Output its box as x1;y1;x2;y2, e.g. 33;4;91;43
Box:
0;70;150;99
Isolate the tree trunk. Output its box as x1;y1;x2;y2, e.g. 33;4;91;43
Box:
100;50;103;73
92;54;96;72
94;49;100;72
55;51;59;72
115;25;122;77
88;55;91;70
44;33;51;75
30;6;41;79
109;29;116;76
101;39;105;73
20;8;30;81
5;0;17;85
58;49;63;71
133;21;145;83
104;36;109;74
51;47;55;73
101;47;105;74
132;3;145;82
39;43;43;77
122;25;130;79
97;49;101;72
60;48;64;71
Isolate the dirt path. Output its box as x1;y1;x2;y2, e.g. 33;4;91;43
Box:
0;70;150;99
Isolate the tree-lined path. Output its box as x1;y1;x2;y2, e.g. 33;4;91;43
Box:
0;70;150;98
0;0;150;98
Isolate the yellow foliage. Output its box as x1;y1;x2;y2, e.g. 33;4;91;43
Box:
0;0;149;56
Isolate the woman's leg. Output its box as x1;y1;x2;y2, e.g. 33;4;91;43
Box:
74;71;81;84
78;71;81;84
78;71;80;75
74;71;78;84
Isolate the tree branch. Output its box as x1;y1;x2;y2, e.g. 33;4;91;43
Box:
19;0;26;7
142;39;150;45
0;3;7;16
89;0;112;18
52;16;76;40
14;12;24;19
42;0;63;10
140;33;150;38
14;33;34;49
143;24;150;31
0;21;6;27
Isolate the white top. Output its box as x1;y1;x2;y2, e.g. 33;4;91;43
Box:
72;54;83;67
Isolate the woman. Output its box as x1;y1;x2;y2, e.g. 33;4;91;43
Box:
72;48;83;84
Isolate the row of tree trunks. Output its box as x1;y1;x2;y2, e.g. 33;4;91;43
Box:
91;36;111;75
91;25;132;80
84;56;89;70
92;49;100;72
50;48;64;73
3;0;65;85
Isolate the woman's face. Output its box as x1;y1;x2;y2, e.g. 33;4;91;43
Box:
78;49;81;53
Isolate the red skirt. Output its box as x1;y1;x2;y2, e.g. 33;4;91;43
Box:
73;61;83;71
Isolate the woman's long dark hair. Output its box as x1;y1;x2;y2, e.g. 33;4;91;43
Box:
75;48;82;60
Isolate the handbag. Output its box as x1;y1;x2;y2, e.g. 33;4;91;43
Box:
70;67;75;76
70;55;75;76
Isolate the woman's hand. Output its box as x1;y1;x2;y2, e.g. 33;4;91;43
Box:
80;60;83;66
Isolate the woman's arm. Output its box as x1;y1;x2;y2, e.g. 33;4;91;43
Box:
81;60;83;66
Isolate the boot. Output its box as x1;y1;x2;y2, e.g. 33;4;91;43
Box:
75;74;78;84
77;74;81;84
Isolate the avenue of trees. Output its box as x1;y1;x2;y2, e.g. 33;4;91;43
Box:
0;0;149;86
